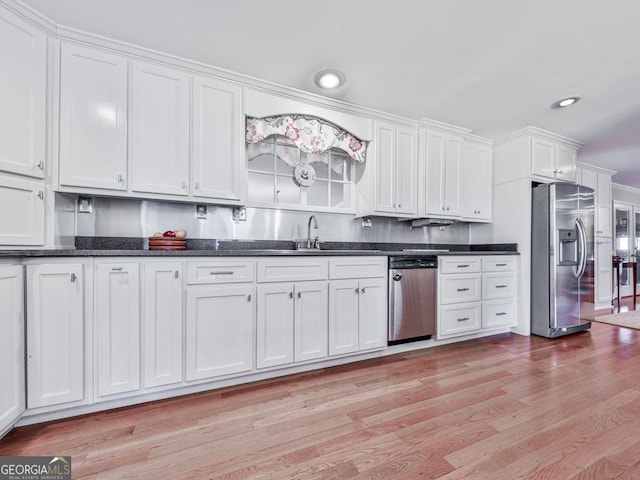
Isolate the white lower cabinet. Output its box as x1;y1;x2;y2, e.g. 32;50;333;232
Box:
595;238;613;309
26;263;84;408
256;281;328;368
95;262;140;397
0;265;24;435
328;258;387;356
142;263;183;388
438;256;518;339
185;284;254;381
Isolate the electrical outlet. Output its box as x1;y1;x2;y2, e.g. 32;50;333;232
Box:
78;197;93;213
232;206;247;223
196;204;207;219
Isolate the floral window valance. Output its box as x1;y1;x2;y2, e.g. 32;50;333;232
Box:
246;115;367;162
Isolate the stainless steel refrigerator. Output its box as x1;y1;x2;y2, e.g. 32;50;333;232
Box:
531;182;595;338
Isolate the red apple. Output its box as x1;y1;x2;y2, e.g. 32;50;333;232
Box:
163;230;176;237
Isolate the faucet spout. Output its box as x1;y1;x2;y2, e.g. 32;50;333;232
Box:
307;215;319;248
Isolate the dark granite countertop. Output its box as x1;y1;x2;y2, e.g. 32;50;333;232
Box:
0;238;519;258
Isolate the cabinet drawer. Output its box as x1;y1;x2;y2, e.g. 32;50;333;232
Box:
482;272;516;300
187;260;255;284
329;257;386;279
439;256;481;274
257;258;328;282
440;274;481;304
482;256;517;272
439;302;481;337
483;299;516;329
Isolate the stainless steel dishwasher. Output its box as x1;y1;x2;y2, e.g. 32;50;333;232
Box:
388;256;437;344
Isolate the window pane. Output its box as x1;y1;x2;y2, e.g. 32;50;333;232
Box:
275;175;300;204
331;182;350;208
312;158;329;180
247;143;275;172
330;154;347;181
276;144;299;171
248;172;274;203
307;180;329;206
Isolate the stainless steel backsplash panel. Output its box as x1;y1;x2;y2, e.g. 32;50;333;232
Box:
75;197;470;244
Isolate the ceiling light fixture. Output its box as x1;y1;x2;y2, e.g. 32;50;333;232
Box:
551;96;582;109
314;69;345;89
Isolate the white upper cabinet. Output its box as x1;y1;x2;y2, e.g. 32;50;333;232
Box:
59;44;128;190
460;139;492;222
0;174;45;246
578;164;613;238
130;61;190;196
0;9;46;178
372;121;418;216
493;127;581;185
192;76;245;203
422;128;463;218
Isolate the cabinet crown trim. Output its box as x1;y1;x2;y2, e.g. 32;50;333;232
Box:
495;126;583;149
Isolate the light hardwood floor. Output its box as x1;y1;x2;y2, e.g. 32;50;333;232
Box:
2;311;640;479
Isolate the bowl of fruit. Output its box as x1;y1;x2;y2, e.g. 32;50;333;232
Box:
148;230;187;250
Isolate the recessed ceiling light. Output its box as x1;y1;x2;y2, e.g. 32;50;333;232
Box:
314;69;345;89
551;96;582;109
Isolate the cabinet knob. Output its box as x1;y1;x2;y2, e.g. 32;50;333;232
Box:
289;291;293;299
70;273;77;283
355;287;360;294
36;190;44;200
297;291;301;299
174;270;179;279
181;181;186;189
194;182;199;190
361;287;366;294
37;161;44;170
398;203;402;209
247;294;252;302
117;174;124;183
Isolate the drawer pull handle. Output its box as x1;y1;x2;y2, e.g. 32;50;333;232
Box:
289;292;293;299
496;263;507;267
175;270;179;279
457;317;470;322
247;294;252;302
361;287;366;294
457;288;470;292
210;271;234;275
355;287;360;294
457;264;470;268
70;273;77;283
112;267;123;271
496;312;507;316
297;291;301;299
496;285;508;288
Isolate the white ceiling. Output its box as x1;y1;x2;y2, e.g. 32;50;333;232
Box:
21;0;640;188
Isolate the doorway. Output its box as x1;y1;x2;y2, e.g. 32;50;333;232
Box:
613;203;640;298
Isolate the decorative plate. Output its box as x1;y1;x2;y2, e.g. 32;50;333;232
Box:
293;164;317;187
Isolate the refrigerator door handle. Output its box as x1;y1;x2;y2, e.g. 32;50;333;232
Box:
574;218;587;279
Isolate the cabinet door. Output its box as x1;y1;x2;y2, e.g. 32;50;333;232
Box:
185;284;254;381
0;9;46;178
395;126;418;215
555;143;577;182
131;62;189;196
443;135;462;216
294;281;328;362
27;264;84;408
192;76;244;202
595;238;613;308
0;266;24;433
0;175;45;246
257;283;295;368
59;44;128;190
328;279;359;356
597;172;612;237
461;143;492;221
142;263;183;388
95;263;140;397
531;136;555;178
358;278;387;350
424;129;446;215
373;121;396;213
